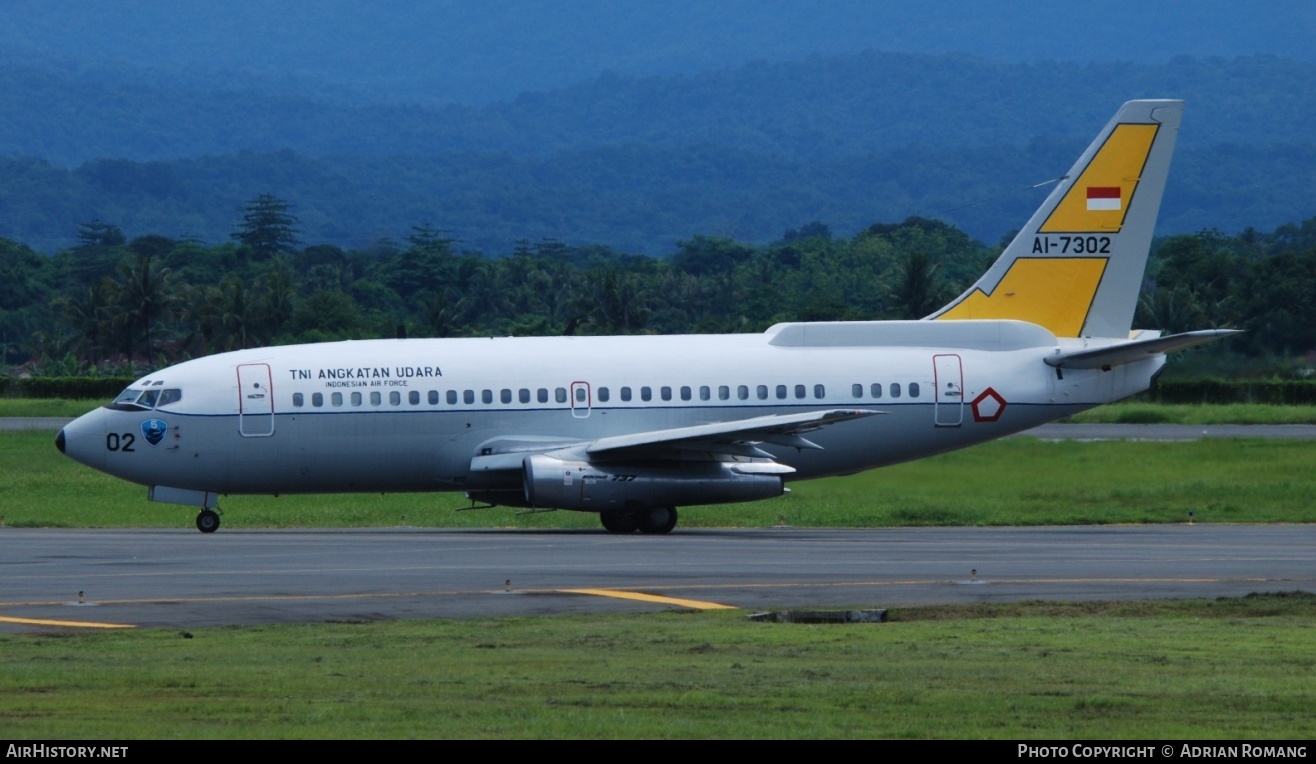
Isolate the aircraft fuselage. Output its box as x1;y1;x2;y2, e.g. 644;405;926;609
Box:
59;323;1160;497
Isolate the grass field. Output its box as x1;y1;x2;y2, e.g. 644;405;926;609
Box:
3;429;1314;529
2;594;1313;738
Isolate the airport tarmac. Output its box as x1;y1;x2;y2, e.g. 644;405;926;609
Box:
1;525;1311;632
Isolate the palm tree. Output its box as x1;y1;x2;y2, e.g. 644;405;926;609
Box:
889;251;949;319
219;277;256;350
109;254;176;362
55;280;113;368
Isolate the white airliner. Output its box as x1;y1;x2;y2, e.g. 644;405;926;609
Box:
58;100;1235;534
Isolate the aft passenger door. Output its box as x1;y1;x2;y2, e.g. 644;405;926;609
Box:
933;354;963;427
237;363;275;437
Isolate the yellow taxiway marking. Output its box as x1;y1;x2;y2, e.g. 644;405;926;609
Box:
560;588;736;610
0;615;135;630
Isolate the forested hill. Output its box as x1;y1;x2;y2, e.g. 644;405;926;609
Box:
5;142;1315;258
1;51;1315;254
5;51;1314;163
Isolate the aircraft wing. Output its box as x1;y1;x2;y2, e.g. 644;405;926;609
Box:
468;409;883;476
586;408;883;459
1044;329;1241;370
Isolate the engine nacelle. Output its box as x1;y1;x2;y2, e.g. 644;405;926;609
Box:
523;454;789;511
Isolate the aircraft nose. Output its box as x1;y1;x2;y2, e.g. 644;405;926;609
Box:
58;410;108;472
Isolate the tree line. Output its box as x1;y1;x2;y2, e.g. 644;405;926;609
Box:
2;195;1314;379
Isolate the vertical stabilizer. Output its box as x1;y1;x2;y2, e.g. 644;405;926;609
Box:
929;100;1183;338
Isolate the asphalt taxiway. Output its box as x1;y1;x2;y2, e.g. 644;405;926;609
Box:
1;525;1311;632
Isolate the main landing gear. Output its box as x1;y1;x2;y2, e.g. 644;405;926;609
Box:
599;506;678;535
196;508;221;534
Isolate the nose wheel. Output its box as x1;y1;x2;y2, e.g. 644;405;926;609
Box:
196;509;221;533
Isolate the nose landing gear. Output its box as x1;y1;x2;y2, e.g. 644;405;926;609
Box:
196;508;221;533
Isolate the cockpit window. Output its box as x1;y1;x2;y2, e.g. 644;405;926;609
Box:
110;386;181;410
114;388;144;406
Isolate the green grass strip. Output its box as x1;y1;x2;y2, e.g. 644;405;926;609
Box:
5;431;1314;529
1;593;1312;738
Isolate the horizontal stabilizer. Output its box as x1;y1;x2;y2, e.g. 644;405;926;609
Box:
1044;330;1241;370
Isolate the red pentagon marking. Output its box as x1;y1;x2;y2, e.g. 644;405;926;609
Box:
971;387;1007;423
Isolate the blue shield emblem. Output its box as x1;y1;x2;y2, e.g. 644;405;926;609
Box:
141;419;168;447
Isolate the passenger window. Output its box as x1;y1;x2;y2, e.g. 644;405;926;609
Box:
909;383;920;398
390;391;401;405
699;386;710;401
574;387;587;403
598;387;610;402
293;393;304;407
794;384;806;399
158;389;183;407
428;390;439;405
352;392;363;406
371;391;382;406
519;389;530;404
641;386;652;401
482;390;493;404
735;385;746;400
332;392;343;407
680;386;692;401
852;383;863;398
538;388;549;403
555;388;567;403
410;391;420;405
871;383;882;399
814;384;825;399
464;390;475;404
621;387;632;402
757;385;768;400
890;383;901;399
776;385;787;400
500;389;512;404
448;390;458;405
312;393;324;407
661;387;672;401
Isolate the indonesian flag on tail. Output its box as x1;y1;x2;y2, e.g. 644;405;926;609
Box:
1086;186;1121;211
